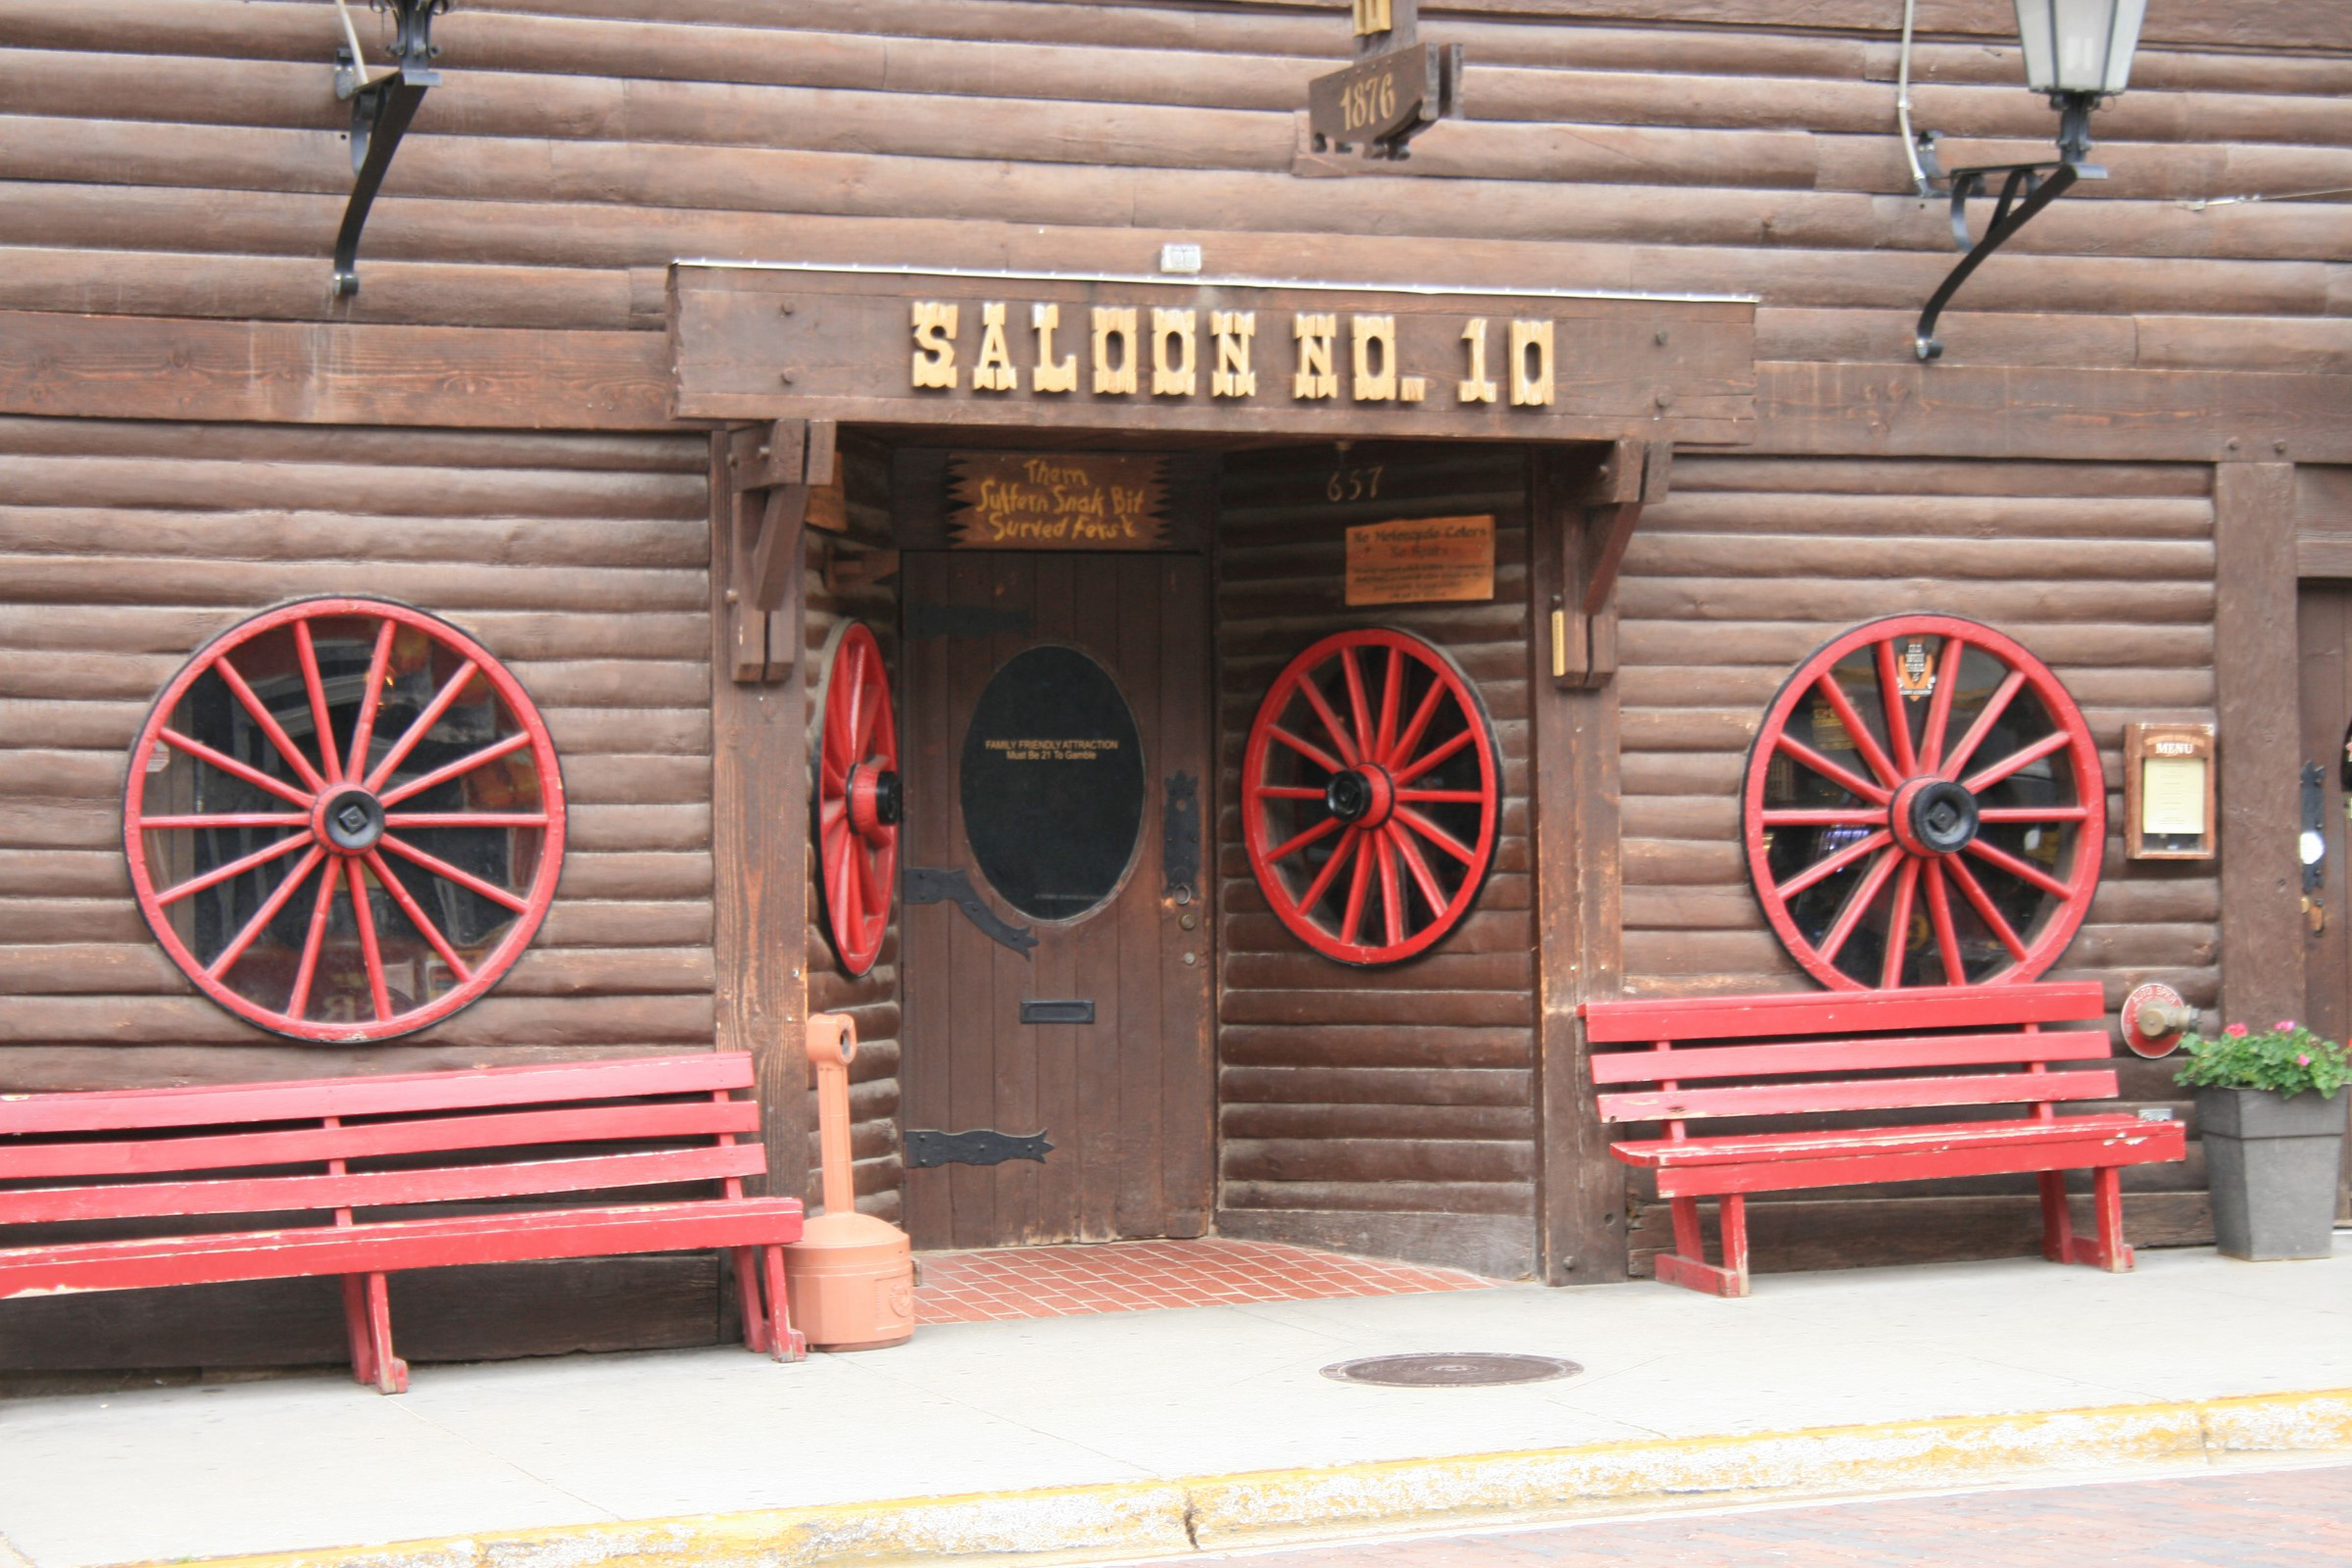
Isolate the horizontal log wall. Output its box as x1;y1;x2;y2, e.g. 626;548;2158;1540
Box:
0;412;721;1365
1214;445;1540;1280
1615;454;2221;1274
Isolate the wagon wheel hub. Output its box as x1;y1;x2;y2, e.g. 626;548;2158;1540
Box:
1323;765;1396;829
1891;776;1979;858
848;764;903;840
316;787;388;855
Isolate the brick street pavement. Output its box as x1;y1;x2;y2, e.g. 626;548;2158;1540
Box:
1181;1462;2352;1568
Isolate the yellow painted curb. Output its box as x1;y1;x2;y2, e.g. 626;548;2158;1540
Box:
133;1388;2352;1568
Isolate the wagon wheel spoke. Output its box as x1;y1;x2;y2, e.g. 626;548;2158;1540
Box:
212;654;328;796
204;847;326;980
365;657;481;793
832;838;863;940
1296;825;1362;914
345;858;395;1021
855;665;884;759
1392;824;1450;914
1396;807;1477;866
344;617;398;781
157;833;309;908
377;833;531;913
292;620;345;788
1269;723;1347;775
160;728;316;808
1391;678;1448;771
1374;830;1404;948
1265;814;1343;864
1774;734;1892;808
363;847;474;983
285;858;343;1018
841;639;868;767
1396;788;1486;803
1392;725;1474;787
1940;667;2025;780
139;812;308;830
1341;648;1374;763
1922;861;1968;984
1760;808;1887;826
1818;847;1900;964
376;730;534;808
1881;858;1922;990
1964;837;2074;901
382;811;550;828
1918;634;1965;772
1874;638;1921;776
1254;786;1327;800
1944;856;2029;960
1298;677;1361;767
1374;647;1403;760
1975;806;2090;823
856;839;887;923
1810;671;1900;790
1961;729;2070;795
1774;829;1891;902
1340;834;1375;947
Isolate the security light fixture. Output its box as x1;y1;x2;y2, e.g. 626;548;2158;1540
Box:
1910;0;2147;360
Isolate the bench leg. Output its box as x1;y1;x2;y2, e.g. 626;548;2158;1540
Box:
2088;1165;2133;1272
1651;1196;1750;1298
362;1272;408;1394
2039;1169;2134;1272
734;1247;769;1355
339;1274;377;1389
2037;1171;2077;1263
760;1244;807;1361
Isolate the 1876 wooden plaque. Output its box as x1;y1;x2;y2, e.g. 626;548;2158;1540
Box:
948;452;1171;549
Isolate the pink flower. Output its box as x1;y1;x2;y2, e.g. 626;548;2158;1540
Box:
2278;1020;2299;1032
2225;1023;2248;1038
2299;1054;2314;1067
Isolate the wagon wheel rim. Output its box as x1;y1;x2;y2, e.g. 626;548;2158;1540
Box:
1741;612;2105;990
1243;628;1499;966
814;620;899;977
122;597;566;1042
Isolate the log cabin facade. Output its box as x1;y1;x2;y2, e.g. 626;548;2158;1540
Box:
2;0;2347;1367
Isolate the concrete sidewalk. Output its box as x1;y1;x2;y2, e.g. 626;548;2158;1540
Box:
3;1246;2348;1568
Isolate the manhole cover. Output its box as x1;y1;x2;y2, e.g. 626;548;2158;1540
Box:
1320;1352;1581;1388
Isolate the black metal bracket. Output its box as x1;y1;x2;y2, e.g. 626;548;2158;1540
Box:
1161;770;1200;903
2303;761;2327;896
905;865;1038;956
330;2;450;298
906;1128;1054;1169
1912;93;2105;362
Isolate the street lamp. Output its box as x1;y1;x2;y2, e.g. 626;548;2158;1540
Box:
1911;0;2147;360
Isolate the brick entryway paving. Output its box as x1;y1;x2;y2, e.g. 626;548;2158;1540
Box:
1163;1462;2352;1567
914;1238;1496;1324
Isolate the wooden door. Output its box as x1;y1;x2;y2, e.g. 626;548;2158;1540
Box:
899;552;1214;1249
2296;581;2352;1221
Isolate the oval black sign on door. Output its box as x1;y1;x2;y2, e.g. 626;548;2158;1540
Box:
960;646;1146;923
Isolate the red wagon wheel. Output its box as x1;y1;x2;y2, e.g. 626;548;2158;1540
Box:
1742;612;2104;991
122;598;564;1042
814;620;899;977
1243;628;1500;966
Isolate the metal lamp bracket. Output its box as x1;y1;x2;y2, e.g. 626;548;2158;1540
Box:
1912;93;2106;362
330;2;449;298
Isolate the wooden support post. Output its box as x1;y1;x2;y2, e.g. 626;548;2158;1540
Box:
710;433;811;1224
1530;446;1630;1286
2215;461;2302;1030
725;418;838;683
1548;438;1668;688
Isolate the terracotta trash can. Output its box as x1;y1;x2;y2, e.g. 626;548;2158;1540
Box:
781;1013;915;1349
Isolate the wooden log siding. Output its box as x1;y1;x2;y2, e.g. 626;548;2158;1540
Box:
0;413;721;1364
4;0;2352;455
1613;454;2220;1277
1212;446;1541;1281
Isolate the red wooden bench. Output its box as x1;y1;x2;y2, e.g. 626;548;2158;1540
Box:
0;1053;805;1392
1580;981;2185;1297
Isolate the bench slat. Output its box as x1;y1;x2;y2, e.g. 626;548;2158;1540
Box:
1596;1068;2120;1124
1588;1029;2114;1085
0;1145;767;1225
0;1199;806;1298
1612;1113;2169;1167
0;1054;756;1137
1637;1123;2188;1199
0;1100;762;1183
1581;981;2105;1044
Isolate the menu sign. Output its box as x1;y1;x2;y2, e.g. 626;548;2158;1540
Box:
948;453;1170;550
1344;514;1495;606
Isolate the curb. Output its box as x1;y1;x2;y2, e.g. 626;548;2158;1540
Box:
131;1387;2352;1568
